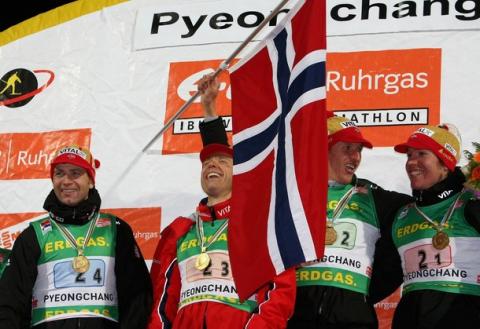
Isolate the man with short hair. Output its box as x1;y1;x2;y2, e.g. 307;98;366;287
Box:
147;76;296;329
0;145;152;329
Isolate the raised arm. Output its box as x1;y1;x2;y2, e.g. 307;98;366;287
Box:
198;74;229;146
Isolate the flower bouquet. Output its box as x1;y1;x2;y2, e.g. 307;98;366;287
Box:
463;142;480;194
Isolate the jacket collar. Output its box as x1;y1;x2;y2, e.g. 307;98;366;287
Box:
197;198;231;221
413;167;465;206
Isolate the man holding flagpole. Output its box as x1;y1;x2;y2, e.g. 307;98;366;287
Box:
147;75;296;329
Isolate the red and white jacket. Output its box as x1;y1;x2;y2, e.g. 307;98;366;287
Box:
147;199;296;329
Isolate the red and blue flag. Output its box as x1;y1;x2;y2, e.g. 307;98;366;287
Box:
229;0;328;299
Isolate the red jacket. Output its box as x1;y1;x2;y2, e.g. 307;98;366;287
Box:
148;199;296;329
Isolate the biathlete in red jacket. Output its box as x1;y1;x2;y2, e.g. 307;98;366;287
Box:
147;75;296;329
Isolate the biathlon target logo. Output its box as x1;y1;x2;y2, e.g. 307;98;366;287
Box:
0;68;54;108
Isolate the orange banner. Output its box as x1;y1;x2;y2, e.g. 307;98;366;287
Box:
161;49;440;154
375;288;401;329
107;207;161;259
327;48;441;146
0;128;91;180
162;59;234;154
0;212;43;249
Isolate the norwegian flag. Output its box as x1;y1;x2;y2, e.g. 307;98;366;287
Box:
229;0;327;300
40;219;52;233
96;218;112;227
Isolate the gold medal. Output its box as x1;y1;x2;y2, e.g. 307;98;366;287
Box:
414;193;463;252
326;187;356;246
432;231;449;250
51;214;99;274
325;222;337;245
194;213;229;272
195;252;210;270
72;254;90;273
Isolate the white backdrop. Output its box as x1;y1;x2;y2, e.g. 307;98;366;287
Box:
0;0;479;254
1;1;479;327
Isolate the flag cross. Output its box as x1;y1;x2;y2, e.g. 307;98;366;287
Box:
233;24;326;270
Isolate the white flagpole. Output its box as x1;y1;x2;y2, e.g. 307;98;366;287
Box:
105;0;291;198
142;0;291;153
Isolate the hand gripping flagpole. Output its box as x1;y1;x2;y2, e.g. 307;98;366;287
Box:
105;0;290;197
142;0;290;153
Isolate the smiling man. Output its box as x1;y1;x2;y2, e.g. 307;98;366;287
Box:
200;144;233;205
287;115;412;329
147;75;296;329
0;146;152;329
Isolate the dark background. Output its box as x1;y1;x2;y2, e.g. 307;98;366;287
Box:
0;1;76;32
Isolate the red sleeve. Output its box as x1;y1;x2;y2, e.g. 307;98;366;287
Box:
147;217;193;329
245;268;297;329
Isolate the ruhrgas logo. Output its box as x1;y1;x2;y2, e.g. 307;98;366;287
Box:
162;59;233;155
326;48;441;147
0;68;54;108
0;128;91;180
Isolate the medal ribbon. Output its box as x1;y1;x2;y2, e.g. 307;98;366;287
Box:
330;186;356;222
413;191;463;232
51;212;99;256
195;213;229;253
